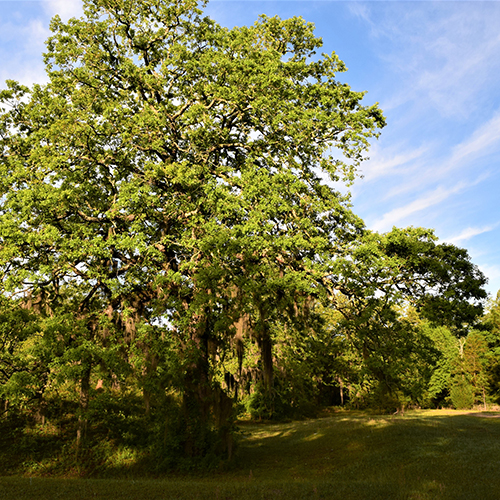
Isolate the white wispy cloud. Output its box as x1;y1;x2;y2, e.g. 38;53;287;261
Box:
359;143;428;181
42;0;83;20
0;0;84;87
375;106;500;202
447;111;500;166
477;263;500;296
444;225;499;245
0;18;48;54
414;31;500;118
371;174;487;233
0;17;50;85
348;2;500;295
354;2;500;119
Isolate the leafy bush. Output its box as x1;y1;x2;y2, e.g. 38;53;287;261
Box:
246;377;317;421
450;380;475;409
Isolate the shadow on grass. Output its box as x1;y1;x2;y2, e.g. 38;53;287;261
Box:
1;411;500;499
232;411;500;499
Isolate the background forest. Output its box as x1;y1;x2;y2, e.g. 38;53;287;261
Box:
0;0;496;472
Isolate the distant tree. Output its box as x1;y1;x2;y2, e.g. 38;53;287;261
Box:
481;291;500;403
446;331;488;409
245;227;488;414
424;324;458;406
330;227;487;409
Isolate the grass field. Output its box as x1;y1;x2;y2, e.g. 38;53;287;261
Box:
1;409;500;499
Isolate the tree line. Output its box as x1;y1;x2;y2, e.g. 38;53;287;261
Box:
0;0;492;466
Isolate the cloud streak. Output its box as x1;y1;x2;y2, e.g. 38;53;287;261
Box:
0;17;50;85
367;106;500;203
360;143;427;181
444;225;499;245
371;174;488;233
448;111;500;166
359;2;500;118
42;0;82;20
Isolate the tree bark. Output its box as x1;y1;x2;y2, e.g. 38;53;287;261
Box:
261;330;274;392
76;362;92;457
181;322;212;457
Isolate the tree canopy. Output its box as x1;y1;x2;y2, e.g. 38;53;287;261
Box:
0;0;489;465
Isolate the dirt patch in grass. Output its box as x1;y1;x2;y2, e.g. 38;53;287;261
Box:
466;412;500;418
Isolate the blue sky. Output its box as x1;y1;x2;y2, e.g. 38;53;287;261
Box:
1;0;500;298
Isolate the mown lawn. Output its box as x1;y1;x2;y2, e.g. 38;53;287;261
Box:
1;409;500;499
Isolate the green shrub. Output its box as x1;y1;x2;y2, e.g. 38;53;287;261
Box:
450;380;475;409
246;378;317;421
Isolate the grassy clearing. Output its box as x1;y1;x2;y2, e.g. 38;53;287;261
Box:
1;409;500;499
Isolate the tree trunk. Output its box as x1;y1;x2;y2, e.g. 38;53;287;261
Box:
260;330;274;391
1;399;8;419
181;326;212;458
76;362;92;457
214;388;234;460
142;350;159;416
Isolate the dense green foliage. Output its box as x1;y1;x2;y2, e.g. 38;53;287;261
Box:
0;0;492;469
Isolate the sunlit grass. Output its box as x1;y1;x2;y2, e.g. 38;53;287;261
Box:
1;409;500;499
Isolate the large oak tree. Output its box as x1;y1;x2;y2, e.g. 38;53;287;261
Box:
0;0;384;455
